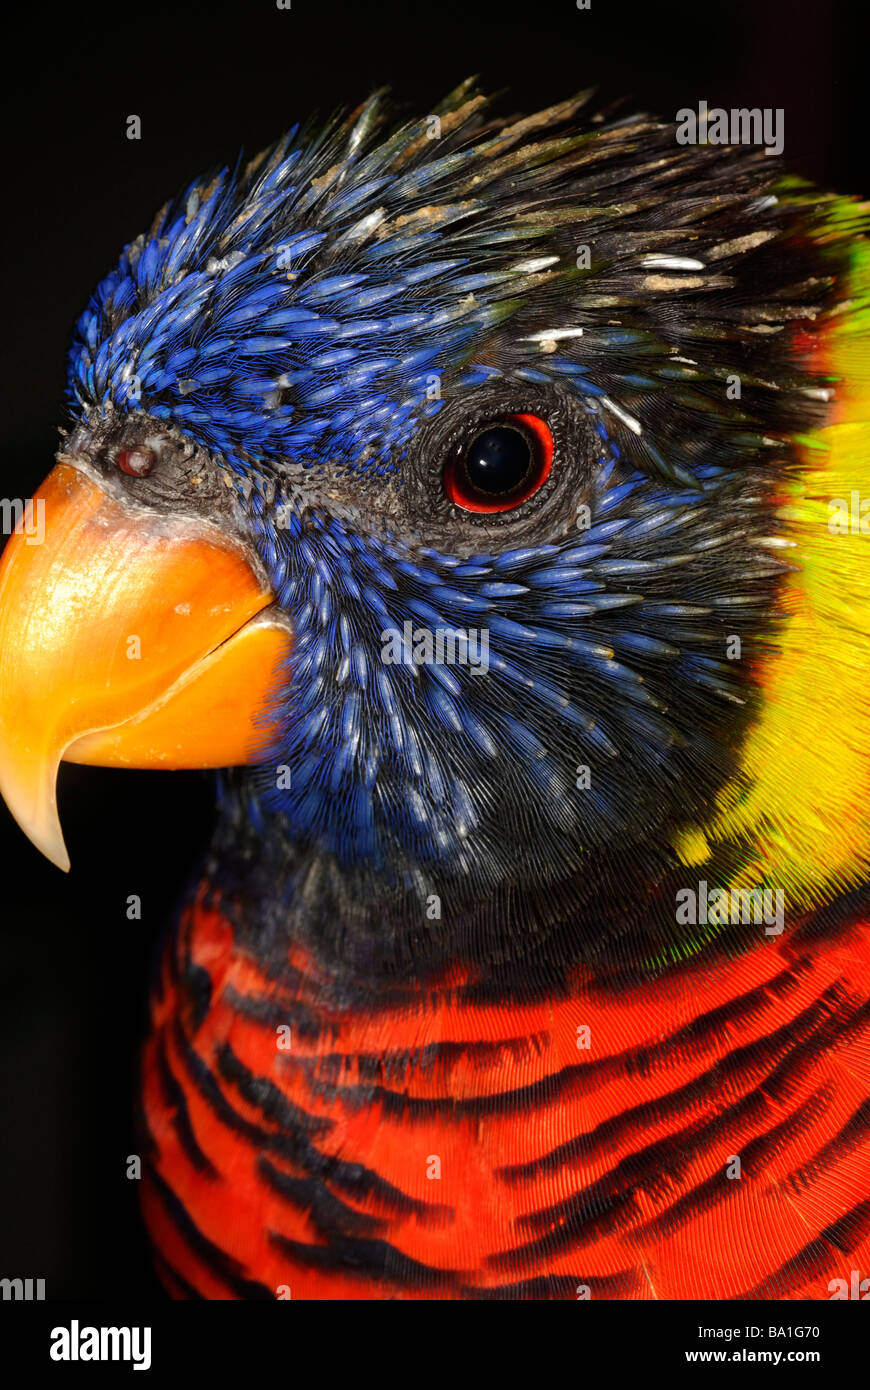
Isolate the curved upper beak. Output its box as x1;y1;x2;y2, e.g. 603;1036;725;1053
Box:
0;461;292;871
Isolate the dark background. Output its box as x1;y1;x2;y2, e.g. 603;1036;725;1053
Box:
0;0;859;1299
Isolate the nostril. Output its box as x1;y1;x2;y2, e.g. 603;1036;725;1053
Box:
118;447;155;477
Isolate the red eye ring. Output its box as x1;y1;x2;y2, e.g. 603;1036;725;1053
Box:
444;412;554;513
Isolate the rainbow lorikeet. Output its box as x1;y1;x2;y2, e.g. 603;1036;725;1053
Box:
1;83;869;1301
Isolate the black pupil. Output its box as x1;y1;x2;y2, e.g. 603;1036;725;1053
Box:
463;425;532;495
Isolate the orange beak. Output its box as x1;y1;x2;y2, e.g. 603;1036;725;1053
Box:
0;461;292;871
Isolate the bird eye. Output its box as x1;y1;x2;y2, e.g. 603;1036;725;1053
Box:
444;413;553;513
117;447;155;477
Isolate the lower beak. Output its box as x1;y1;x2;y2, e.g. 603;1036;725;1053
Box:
0;461;292;870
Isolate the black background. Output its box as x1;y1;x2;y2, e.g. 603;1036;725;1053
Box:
0;0;860;1299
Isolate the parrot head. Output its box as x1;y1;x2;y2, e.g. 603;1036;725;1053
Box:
0;83;865;986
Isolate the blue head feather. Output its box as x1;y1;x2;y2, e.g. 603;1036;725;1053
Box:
64;86;839;975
